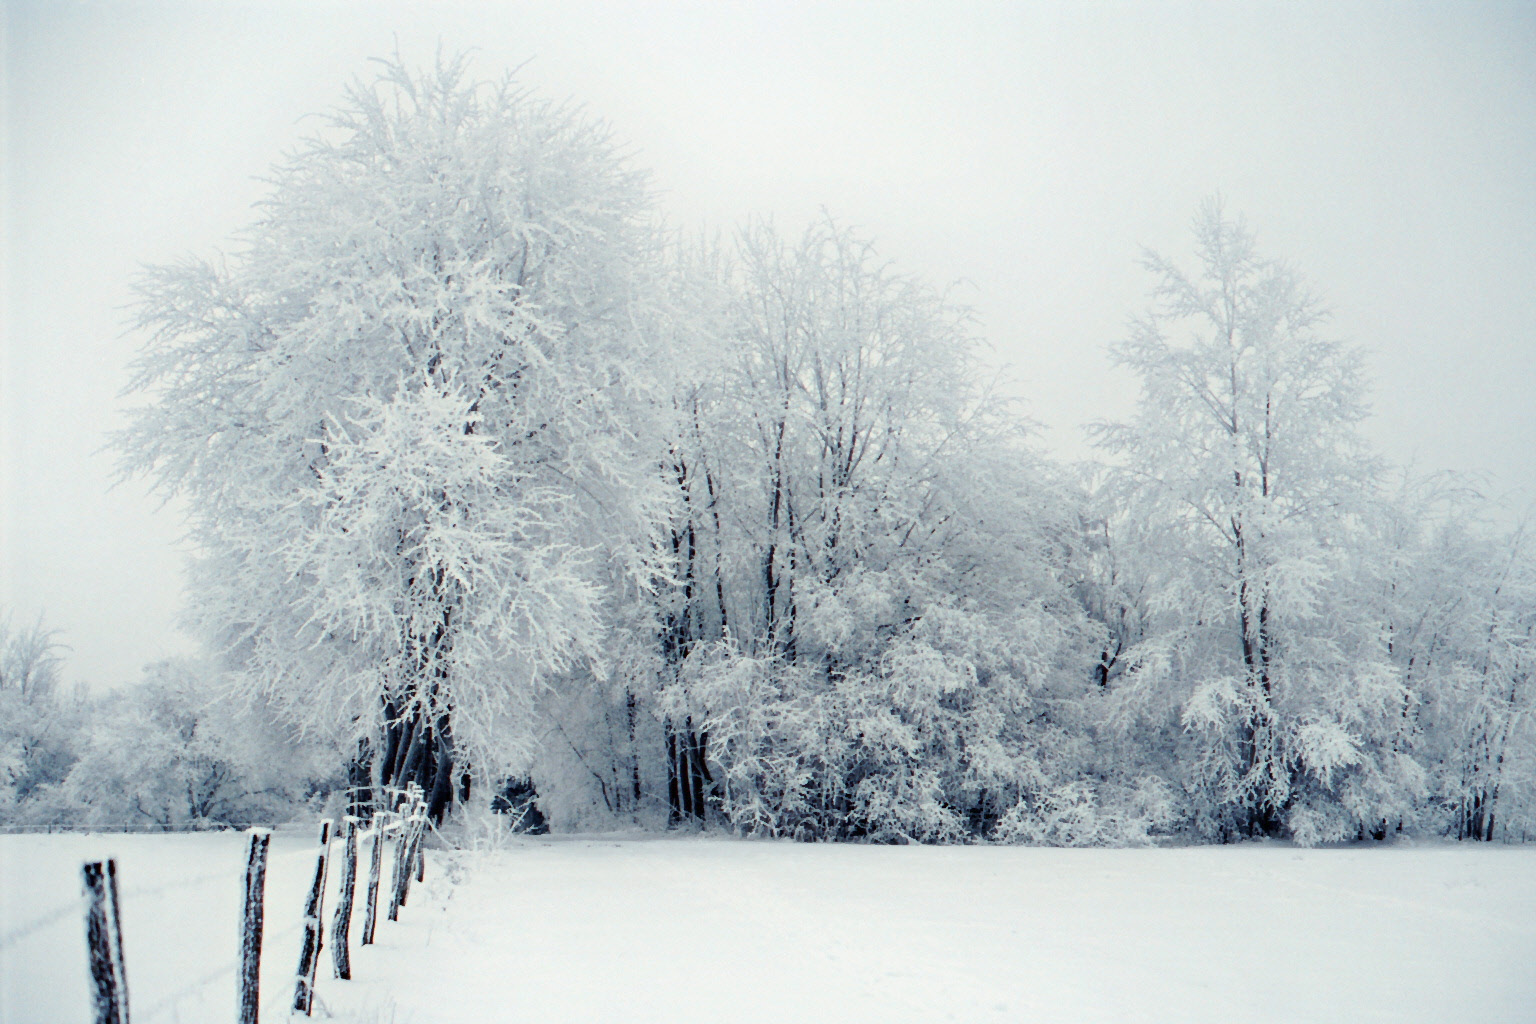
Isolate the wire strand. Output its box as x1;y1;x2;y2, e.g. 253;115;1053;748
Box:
0;895;90;952
119;865;240;903
136;959;238;1022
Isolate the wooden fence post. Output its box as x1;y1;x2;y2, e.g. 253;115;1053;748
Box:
105;860;128;1018
293;819;333;1015
237;828;271;1024
387;811;408;922
413;788;427;885
331;817;358;980
82;859;128;1024
415;806;426;884
361;811;383;946
397;800;424;911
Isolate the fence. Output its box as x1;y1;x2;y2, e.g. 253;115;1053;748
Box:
0;784;432;1024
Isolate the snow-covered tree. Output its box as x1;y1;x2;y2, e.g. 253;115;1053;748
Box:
119;56;671;821
1094;199;1410;842
0;631;335;830
1437;523;1535;841
1369;477;1535;840
62;658;337;829
631;218;1095;841
0;612;82;822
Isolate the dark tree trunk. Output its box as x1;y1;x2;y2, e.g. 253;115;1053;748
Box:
666;716;713;824
375;528;462;826
626;689;643;812
380;712;414;790
666;730;681;824
426;722;456;824
346;738;373;818
378;699;406;789
378;702;457;825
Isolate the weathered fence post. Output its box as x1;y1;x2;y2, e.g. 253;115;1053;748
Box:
400;806;419;909
415;807;427;885
414;789;427;885
331;817;358;980
397;796;425;911
361;811;383;946
105;860;128;1016
293;819;333;1015
82;859;129;1024
387;808;409;922
237;828;271;1024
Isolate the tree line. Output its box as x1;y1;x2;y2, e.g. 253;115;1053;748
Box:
0;619;335;830
12;56;1528;845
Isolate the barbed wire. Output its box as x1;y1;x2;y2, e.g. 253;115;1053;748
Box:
0;894;91;952
269;915;308;943
4;803;432;1017
135;882;351;1024
119;864;241;903
0;821;290;834
136;959;238;1023
0;826;348;950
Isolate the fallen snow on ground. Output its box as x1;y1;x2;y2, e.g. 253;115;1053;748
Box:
3;831;1534;1023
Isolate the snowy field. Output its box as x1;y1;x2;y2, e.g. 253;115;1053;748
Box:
3;832;1534;1024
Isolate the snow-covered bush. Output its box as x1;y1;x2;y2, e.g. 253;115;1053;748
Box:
62;659;337;830
0;614;87;826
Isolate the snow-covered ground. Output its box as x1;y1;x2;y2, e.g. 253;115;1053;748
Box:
3;831;1533;1023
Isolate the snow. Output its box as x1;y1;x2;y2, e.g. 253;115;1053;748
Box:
3;832;1534;1023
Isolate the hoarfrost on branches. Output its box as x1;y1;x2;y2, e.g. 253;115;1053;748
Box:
118;56;671;818
1092;198;1411;841
90;48;1530;848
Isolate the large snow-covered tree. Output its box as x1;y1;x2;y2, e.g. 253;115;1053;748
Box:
1094;200;1410;842
119;57;670;821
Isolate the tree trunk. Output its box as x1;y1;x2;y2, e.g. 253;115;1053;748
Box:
626;690;643;812
666;717;713;823
346;738;373;819
379;704;456;825
426;722;456;824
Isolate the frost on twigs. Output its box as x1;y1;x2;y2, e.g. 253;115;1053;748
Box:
117;54;672;796
1089;198;1431;843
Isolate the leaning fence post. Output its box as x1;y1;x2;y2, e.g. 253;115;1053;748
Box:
397;799;424;911
412;788;427;885
415;804;427;885
331;817;358;980
387;809;408;922
237;828;271;1024
400;806;417;909
105;860;128;1017
82;859;128;1024
293;819;333;1015
361;811;383;946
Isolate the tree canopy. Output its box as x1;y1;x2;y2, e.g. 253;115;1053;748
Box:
91;58;1535;845
120;56;672;819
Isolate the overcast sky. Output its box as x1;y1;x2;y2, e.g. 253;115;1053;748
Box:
4;0;1534;691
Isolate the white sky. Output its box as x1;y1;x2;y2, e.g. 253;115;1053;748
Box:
4;0;1534;691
